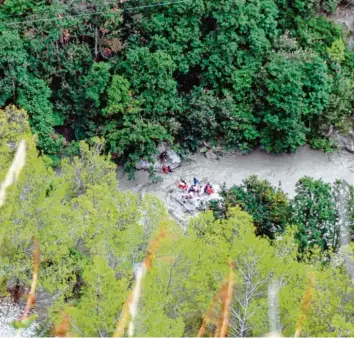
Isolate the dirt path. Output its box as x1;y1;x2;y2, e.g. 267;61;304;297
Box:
117;146;353;222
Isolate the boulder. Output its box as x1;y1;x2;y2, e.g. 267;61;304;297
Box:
166;149;182;167
157;142;168;154
331;131;354;153
327;4;354;49
135;159;153;170
153;148;182;172
205;148;218;160
135;145;182;172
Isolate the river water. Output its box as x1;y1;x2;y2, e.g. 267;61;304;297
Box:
117;146;353;220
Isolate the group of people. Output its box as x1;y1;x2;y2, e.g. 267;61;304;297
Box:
178;177;214;199
159;151;215;197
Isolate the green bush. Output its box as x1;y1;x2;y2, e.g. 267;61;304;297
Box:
222;176;290;238
291;177;338;253
309;137;337;152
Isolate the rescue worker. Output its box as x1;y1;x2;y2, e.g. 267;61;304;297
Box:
204;183;214;195
160;151;168;162
188;185;196;193
178;179;188;190
162;164;169;174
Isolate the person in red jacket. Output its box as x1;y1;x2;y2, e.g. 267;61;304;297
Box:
178;179;188;190
204;183;214;195
162;165;169;174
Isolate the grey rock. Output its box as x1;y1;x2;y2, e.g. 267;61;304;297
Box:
168;180;223;224
327;5;354;49
153;148;182;172
135;159;153;170
157;142;168;154
167;149;182;167
331;131;354;153
135;145;182;172
205;148;218;160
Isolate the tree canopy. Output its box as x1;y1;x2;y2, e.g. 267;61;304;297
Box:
0;0;352;173
0;107;353;336
0;0;353;335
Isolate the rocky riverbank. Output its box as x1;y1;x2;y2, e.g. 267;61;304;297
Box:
118;146;354;224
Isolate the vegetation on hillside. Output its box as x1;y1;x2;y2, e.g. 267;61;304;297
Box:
211;175;354;256
0;106;353;336
0;0;353;174
0;0;353;335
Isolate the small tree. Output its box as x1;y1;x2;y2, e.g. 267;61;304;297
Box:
223;176;290;238
291;177;338;254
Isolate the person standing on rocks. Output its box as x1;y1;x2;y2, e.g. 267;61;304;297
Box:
160;151;168;162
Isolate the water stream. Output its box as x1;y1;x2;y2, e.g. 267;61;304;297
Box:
117;146;353;219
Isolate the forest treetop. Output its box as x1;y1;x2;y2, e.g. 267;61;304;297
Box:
0;105;353;336
0;0;353;174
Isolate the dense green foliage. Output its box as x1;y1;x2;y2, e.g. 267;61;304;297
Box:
211;175;354;255
0;0;353;173
216;176;290;238
0;106;168;336
0;108;353;336
291;177;339;252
